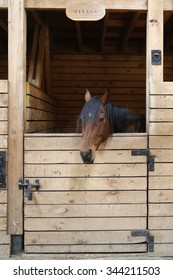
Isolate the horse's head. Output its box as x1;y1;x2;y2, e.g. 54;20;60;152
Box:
77;89;110;164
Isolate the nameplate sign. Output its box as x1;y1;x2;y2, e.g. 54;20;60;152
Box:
66;2;105;21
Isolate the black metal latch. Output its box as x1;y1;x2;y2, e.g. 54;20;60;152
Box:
0;151;6;189
18;179;40;200
131;230;154;252
151;50;161;65
131;149;154;171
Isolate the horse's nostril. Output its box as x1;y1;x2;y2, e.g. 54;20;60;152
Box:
87;149;92;156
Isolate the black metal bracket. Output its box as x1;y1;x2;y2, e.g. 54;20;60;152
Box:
131;149;154;171
131;229;154;252
0;151;6;188
151;50;161;65
18;179;40;200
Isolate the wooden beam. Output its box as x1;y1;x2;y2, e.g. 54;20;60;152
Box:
100;10;109;51
0;0;7;8
121;12;141;51
25;0;148;10
75;22;83;52
31;10;44;26
8;0;26;235
146;0;163;131
28;24;40;83
45;24;52;95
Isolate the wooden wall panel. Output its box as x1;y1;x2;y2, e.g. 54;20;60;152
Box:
24;134;147;254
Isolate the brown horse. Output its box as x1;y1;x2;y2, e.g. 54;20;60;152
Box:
77;89;146;164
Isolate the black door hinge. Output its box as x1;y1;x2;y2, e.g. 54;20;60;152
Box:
131;149;154;171
131;229;154;252
18;179;40;200
0;151;6;189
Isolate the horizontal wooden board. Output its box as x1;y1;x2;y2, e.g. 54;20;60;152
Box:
151;230;173;243
149;176;173;189
149;136;173;148
24;177;147;191
150;95;173;108
149;123;173;135
0;245;10;258
149;163;173;176
0;122;7;134
0;190;7;203
0;108;8;121
24;134;147;150
24;150;147;164
149;217;173;230
149;204;173;216
0;232;10;244
24;243;147;254
0;218;7;231
0;80;8;93
150;109;173;121
149;190;173;203
24;163;147;177
25;230;146;245
0;136;7;149
150;244;173;257
24;204;147;218
0;94;7;107
151;150;173;163
24;190;146;205
25;217;146;231
0;204;7;217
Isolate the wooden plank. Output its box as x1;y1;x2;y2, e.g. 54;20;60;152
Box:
0;108;7;120
0;122;7;134
149;163;173;176
28;24;40;83
149;176;173;189
24;163;147;177
0;204;7;217
150;95;173;108
149;204;173;216
26;121;57;133
149;122;173;135
24;191;146;205
0;136;7;149
149;217;173;229
25;243;147;254
0;245;10;258
0;80;8;93
8;0;26;234
150;244;173;257
25;0;148;10
0;218;7;230
26;83;57;105
25;217;146;231
151;230;173;243
25;231;146;245
24;135;147;150
0;232;10;244
24;150;146;164
150;109;173;121
149;190;173;203
149;136;173;148
0;94;8;107
24;204;147;218
24;177;147;191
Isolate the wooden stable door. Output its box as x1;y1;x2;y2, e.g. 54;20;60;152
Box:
23;133;148;254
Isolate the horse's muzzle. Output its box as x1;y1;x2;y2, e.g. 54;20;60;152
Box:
80;149;94;164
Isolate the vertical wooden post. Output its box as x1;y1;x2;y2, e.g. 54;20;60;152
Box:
146;0;163;133
8;0;26;237
146;0;163;93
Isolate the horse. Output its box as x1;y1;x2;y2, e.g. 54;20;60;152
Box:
77;89;146;164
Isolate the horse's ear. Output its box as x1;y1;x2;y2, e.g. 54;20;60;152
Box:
85;89;92;103
101;88;110;105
